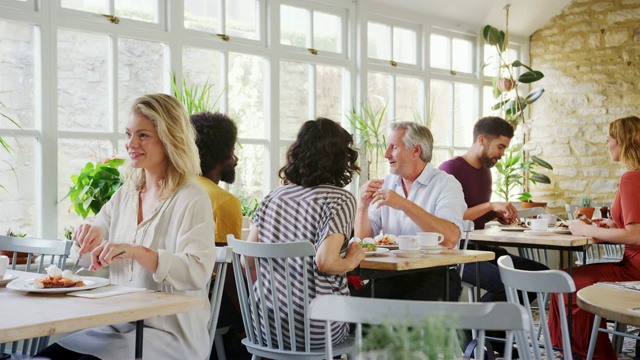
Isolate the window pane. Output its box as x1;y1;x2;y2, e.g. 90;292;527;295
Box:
0;20;35;129
114;0;158;23
118;38;165;132
483;85;498;117
432;148;454;168
227;0;258;40
61;0;106;14
58;139;114;236
483;44;498;77
429;80;452;147
452;37;473;73
58;29;109;132
229;144;264;201
367;22;390;60
366;72;390;119
280;5;308;48
316;65;344;122
182;46;223;113
430;34;449;70
0;137;36;236
393;27;416;64
395;76;421;122
184;0;218;33
279;61;309;139
313;12;339;53
453;83;476;147
229;52;265;139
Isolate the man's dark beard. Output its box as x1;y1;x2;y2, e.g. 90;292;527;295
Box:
480;150;497;169
220;161;236;184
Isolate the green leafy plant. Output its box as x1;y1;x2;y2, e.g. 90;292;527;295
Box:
346;101;388;179
0;95;23;191
5;228;26;238
579;196;593;208
362;316;462;360
240;197;259;221
63;156;125;219
494;145;552;202
171;75;224;115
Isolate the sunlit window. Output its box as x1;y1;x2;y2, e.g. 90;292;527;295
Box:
280;3;345;55
430;32;475;73
367;21;418;65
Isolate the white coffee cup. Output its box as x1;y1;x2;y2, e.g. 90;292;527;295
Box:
537;213;557;227
526;218;548;231
416;232;445;248
0;255;9;278
398;235;420;251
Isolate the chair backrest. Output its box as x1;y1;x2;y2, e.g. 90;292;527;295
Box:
309;294;531;360
227;235;323;355
0;235;73;273
515;208;549;265
498;255;576;360
457;219;475;278
208;246;233;356
0;235;73;356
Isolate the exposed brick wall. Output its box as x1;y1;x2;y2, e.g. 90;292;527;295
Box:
529;0;640;214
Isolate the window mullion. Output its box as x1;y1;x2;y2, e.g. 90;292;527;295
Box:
309;64;316;118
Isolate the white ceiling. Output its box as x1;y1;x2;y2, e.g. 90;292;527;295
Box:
370;0;573;37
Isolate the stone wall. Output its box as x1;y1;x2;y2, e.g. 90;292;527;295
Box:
529;0;640;214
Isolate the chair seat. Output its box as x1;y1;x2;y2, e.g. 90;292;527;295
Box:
242;335;355;360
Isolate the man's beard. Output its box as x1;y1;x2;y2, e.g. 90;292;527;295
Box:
480;149;498;169
220;161;236;184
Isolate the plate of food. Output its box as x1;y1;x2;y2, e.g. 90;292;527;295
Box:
0;274;19;286
365;248;390;256
549;228;572;234
7;276;110;294
374;234;399;249
497;225;529;232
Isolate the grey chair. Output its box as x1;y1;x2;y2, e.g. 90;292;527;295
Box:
226;235;356;359
0;235;73;358
309;294;531;360
208;246;233;360
498;255;576;360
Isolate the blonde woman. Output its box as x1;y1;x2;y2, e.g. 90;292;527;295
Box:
36;94;216;359
550;116;640;359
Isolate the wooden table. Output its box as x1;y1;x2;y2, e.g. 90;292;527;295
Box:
0;270;208;359
578;283;640;360
359;249;495;300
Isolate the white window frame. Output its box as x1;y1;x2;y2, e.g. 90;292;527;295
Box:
366;14;422;71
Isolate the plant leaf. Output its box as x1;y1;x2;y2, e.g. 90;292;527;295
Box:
531;155;553;170
530;173;551;184
511;60;534;73
525;88;545;104
518;71;544;84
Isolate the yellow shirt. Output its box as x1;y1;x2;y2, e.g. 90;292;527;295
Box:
195;176;242;244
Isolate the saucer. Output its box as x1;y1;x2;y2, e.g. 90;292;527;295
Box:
420;246;444;254
391;250;424;258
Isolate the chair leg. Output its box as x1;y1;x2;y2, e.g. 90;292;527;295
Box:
214;329;227;360
612;322;626;353
586;315;600;360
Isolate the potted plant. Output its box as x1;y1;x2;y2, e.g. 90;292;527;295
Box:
483;11;552;205
62;155;126;219
576;196;595;219
346;101;388;180
172;75;224;114
0;229;31;264
494;145;552;207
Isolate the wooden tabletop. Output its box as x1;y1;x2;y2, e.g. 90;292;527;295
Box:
0;270;208;343
577;284;640;327
469;228;594;248
359;249;495;271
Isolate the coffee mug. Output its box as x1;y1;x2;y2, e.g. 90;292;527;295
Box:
398;235;420;251
537;213;557;227
526;218;548;231
416;232;444;248
0;255;9;278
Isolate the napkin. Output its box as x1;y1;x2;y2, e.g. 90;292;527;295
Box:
67;285;147;298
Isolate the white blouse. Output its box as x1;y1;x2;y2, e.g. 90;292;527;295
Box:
58;180;216;359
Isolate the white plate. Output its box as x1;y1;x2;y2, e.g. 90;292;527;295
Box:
549;228;572;235
420;246;444;254
523;230;553;236
391;250;424;258
0;274;19;286
376;244;399;249
498;226;529;232
365;248;390;256
6;276;110;294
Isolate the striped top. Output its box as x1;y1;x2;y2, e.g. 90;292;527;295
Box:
253;184;355;349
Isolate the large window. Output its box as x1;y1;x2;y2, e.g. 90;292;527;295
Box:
0;0;494;238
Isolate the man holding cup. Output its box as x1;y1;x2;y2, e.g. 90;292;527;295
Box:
439;116;548;355
354;121;466;301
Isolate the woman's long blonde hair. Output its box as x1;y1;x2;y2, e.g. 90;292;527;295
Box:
127;93;200;198
609;116;640;170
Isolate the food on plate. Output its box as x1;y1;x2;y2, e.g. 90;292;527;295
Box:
573;212;593;225
555;223;569;229
375;234;398;245
34;265;84;289
358;241;377;252
509;219;528;228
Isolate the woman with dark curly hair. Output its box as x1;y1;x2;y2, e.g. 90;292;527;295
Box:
245;117;366;349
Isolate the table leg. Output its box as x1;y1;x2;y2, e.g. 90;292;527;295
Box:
476;261;481;302
371;278;375;298
445;268;449;301
135;320;144;359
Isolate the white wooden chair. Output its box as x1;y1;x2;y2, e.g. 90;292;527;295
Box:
498;255;576;360
208;246;233;360
226;235;356;359
308;294;531;360
0;235;73;357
